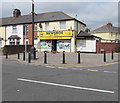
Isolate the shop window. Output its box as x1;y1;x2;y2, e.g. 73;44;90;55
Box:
12;25;17;33
60;21;66;29
45;22;49;30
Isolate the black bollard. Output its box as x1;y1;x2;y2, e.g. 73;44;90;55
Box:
18;52;20;59
28;52;31;63
63;51;65;64
44;51;47;64
78;51;80;64
34;49;36;60
23;51;25;61
104;51;106;62
6;52;8;59
112;51;114;60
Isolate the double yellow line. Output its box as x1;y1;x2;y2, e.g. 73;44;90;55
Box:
52;61;120;68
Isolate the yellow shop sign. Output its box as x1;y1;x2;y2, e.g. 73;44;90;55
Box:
39;36;72;40
40;30;72;37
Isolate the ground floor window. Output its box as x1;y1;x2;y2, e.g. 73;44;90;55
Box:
9;39;15;45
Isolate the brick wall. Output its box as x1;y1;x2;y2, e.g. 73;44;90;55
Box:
96;42;120;53
23;24;38;45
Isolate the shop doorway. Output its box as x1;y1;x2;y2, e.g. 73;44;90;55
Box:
52;40;57;51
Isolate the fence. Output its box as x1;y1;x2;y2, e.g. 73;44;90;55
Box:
3;45;33;55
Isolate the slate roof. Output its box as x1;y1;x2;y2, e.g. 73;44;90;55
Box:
8;35;21;39
77;31;101;39
91;23;119;33
0;11;86;26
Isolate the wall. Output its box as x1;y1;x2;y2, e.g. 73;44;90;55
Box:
92;32;119;41
23;24;38;45
6;25;23;45
0;26;5;47
92;32;110;40
76;39;96;52
96;42;120;53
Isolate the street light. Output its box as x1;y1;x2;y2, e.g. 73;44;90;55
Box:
30;0;36;59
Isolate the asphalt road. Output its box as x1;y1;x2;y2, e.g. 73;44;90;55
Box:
2;59;118;101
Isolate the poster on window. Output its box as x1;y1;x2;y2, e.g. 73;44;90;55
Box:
40;40;52;49
57;40;70;49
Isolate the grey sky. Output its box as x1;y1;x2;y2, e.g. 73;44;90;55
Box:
1;1;119;30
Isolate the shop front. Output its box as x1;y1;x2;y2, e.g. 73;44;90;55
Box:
38;30;73;52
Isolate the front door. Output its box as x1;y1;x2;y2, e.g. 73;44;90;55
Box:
52;40;57;51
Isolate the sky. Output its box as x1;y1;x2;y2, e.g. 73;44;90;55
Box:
0;0;119;30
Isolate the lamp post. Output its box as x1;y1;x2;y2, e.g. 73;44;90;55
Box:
30;0;36;59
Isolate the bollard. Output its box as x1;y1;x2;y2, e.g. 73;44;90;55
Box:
6;52;8;59
28;52;31;63
104;51;106;62
112;51;114;60
78;51;80;64
18;52;20;59
63;51;65;64
34;49;36;60
23;51;25;61
44;51;47;64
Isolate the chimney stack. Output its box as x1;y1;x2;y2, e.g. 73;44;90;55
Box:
107;23;113;27
13;9;21;17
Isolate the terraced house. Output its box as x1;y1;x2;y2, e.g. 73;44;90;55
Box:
0;9;86;52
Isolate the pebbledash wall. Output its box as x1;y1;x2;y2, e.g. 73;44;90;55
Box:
96;42;120;53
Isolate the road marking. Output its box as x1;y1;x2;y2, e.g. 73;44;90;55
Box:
103;71;117;73
87;69;98;72
46;66;55;68
53;61;120;68
17;78;115;94
72;68;79;70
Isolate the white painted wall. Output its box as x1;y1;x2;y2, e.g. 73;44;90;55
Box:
76;39;96;52
6;25;23;45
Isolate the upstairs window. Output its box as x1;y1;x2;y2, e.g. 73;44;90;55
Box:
60;21;66;29
12;25;17;33
45;22;49;30
24;24;29;34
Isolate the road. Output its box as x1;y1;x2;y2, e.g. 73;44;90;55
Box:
2;59;118;101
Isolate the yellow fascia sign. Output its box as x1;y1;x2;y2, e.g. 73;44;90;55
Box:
40;30;72;36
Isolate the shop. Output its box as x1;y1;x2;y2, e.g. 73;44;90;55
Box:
38;30;73;52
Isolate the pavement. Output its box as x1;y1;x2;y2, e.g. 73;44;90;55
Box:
1;51;120;68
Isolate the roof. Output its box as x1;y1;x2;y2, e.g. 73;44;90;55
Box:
8;35;21;39
77;31;101;39
91;23;119;33
0;11;86;26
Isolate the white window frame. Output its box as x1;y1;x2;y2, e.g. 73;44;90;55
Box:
45;22;49;30
60;21;66;29
12;25;17;33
